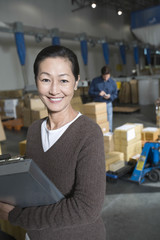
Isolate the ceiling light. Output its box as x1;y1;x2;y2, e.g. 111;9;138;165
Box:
91;3;96;8
117;9;123;15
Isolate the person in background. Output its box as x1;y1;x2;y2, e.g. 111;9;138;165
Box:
0;45;106;240
89;65;118;132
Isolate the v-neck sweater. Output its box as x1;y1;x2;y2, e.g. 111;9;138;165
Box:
9;115;106;240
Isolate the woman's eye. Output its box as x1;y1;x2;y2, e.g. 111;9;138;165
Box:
42;78;50;82
61;79;69;83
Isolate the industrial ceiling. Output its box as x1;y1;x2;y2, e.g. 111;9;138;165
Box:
71;0;160;13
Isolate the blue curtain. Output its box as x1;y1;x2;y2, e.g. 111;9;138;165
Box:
80;40;88;65
133;46;139;64
14;32;26;66
102;42;109;65
119;44;126;65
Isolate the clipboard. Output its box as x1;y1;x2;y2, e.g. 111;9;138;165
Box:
0;156;64;207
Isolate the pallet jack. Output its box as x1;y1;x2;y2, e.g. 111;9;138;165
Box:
106;142;160;184
130;142;160;184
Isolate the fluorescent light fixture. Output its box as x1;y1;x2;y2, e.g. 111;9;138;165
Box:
91;3;96;8
117;9;123;15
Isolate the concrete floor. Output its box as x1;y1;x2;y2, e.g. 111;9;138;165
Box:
1;104;160;240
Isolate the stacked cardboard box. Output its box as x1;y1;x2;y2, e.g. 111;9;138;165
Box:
0;100;5;116
83;102;109;134
0;117;6;155
19;140;27;156
16;94;48;127
0;89;23;99
105;151;124;171
103;132;114;154
130;79;139;104
4;99;19;118
141;127;159;141
141;127;160;146
71;91;84;114
114;123;143;161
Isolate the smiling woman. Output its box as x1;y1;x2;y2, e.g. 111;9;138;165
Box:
0;45;106;240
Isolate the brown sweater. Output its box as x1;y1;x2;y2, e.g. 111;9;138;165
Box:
9;115;106;240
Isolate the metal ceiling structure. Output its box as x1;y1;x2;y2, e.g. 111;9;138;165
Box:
71;0;160;13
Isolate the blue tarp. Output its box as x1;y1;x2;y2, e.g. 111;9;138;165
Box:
131;5;160;29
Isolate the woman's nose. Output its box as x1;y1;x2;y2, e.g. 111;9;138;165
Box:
49;81;60;95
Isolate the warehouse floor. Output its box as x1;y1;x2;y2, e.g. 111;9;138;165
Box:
1;104;160;240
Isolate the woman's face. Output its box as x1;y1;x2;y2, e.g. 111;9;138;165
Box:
37;57;79;113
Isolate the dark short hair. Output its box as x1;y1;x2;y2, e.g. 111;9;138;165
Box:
101;65;110;75
33;45;80;81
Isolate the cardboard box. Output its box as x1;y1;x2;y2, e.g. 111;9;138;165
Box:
121;140;142;155
109;160;125;171
23;107;32;127
19;140;27;156
105;151;124;171
4;99;19;118
71;103;84;114
16;105;24;119
114;124;137;142
0;89;23;99
141;127;159;141
31;108;48;122
0;100;5;116
0;117;6;142
129;153;141;162
30;98;45;110
99;122;109;133
103;132;114;153
130;79;139;104
83;102;107;114
71;96;82;105
86;112;107;124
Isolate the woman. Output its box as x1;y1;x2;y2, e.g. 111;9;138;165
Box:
0;45;106;240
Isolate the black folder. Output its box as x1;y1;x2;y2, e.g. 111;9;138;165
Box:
0;158;64;207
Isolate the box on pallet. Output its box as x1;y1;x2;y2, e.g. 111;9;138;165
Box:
83;102;107;115
0;117;6;142
30;98;45;110
71;96;84;114
105;151;124;171
0;89;23;99
99;122;109;134
114;123;142;161
23;108;32;127
19;140;27;156
103;132;114;153
141;127;159;141
31;108;48;122
4;99;19;118
86;112;107;124
109;160;125;171
0;100;5;116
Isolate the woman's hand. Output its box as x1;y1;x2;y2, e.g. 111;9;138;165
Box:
0;202;15;221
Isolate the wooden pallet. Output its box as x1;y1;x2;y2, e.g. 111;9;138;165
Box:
2;118;23;131
113;106;140;113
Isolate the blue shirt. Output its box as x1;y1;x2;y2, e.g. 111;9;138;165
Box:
89;76;118;103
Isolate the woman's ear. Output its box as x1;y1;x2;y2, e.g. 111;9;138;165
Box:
74;75;80;90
